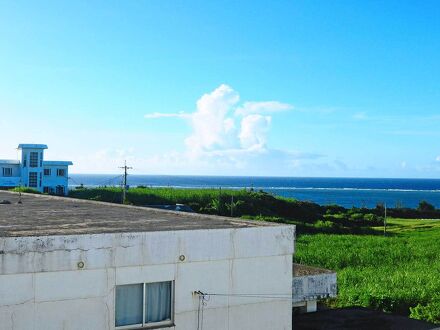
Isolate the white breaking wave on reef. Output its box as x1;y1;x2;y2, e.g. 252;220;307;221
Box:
68;175;440;208
69;183;440;193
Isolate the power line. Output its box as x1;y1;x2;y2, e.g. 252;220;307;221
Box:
68;174;123;188
201;293;293;300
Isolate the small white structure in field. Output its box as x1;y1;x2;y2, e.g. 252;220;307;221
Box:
0;144;72;195
0;191;295;330
292;263;337;313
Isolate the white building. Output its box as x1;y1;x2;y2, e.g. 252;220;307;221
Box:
0;144;72;195
0;191;295;330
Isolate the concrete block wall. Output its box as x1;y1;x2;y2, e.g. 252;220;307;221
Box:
0;225;295;330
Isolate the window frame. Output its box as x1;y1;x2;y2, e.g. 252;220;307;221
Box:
55;185;65;195
44;168;51;176
28;172;38;187
56;168;66;177
29;152;39;168
2;167;12;177
115;281;175;330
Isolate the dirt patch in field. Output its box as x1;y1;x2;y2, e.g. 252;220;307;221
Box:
293;307;438;330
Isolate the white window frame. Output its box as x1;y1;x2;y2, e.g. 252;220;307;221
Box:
29;152;39;168
2;167;12;177
115;281;175;330
56;168;65;177
29;172;38;187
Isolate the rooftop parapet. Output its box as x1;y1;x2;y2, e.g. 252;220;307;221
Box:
292;263;337;313
0;190;294;237
17;144;48;149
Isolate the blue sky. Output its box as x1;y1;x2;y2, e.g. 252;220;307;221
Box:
1;1;439;177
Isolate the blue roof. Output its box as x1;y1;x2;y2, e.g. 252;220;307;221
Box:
17;144;48;149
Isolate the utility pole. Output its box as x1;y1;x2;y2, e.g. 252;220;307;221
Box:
18;178;22;204
119;161;132;204
384;203;387;236
231;195;234;217
218;187;222;215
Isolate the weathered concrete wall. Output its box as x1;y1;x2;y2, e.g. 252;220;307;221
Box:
292;270;337;312
0;225;295;330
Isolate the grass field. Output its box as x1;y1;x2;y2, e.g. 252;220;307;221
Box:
295;218;440;324
66;187;440;323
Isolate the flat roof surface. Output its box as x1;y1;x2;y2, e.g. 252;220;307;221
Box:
0;191;273;237
0;160;20;165
43;161;73;165
293;263;335;277
17;144;48;149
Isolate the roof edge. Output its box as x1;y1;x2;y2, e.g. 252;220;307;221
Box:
43;161;73;166
17;144;48;149
0;190;292;230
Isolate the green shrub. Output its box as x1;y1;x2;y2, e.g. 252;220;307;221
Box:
410;297;440;324
350;213;364;221
314;220;336;231
10;187;41;194
418;200;436;212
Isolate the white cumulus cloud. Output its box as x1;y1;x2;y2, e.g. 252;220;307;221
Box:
145;84;292;156
185;84;239;153
239;114;271;150
140;84;323;175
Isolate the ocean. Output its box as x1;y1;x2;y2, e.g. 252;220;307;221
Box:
69;175;440;209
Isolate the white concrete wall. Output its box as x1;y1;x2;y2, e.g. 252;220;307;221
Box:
0;225;295;330
292;272;337;305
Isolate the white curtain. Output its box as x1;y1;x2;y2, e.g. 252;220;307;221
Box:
115;284;143;327
145;281;172;323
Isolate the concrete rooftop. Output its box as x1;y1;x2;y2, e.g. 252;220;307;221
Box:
293;263;335;277
0;191;272;237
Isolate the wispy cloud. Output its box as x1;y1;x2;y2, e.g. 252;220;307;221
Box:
295;106;338;114
144;111;189;119
386;130;440;136
235;101;292;116
353;112;368;121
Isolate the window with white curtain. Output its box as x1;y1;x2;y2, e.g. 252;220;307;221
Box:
115;281;173;329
